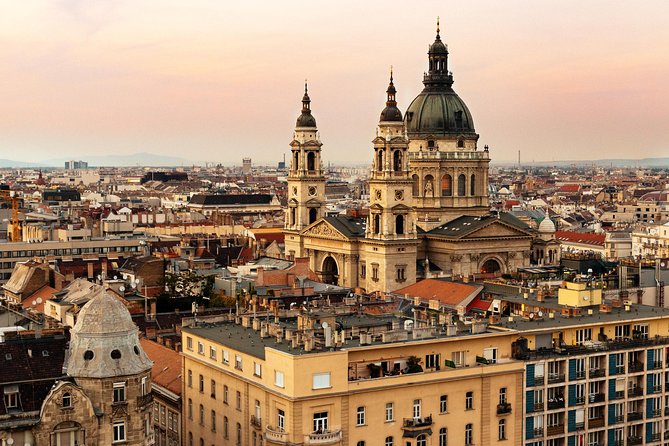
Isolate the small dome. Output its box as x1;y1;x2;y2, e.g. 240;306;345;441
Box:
380;106;402;122
538;214;556;233
65;290;152;378
296;112;317;128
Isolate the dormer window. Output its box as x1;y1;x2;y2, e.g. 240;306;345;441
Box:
62;392;72;408
3;385;19;410
457;138;465;148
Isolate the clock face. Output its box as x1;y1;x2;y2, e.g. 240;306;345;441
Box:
395;190;404;200
308;186;317;196
375;189;382;200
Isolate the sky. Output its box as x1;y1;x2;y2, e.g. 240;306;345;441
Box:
1;0;668;165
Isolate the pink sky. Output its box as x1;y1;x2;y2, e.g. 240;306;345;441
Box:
1;0;668;165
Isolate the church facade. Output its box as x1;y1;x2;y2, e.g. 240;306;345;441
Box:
284;25;535;293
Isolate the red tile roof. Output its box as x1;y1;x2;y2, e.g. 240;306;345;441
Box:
140;338;182;396
555;231;606;247
395;279;482;308
558;184;581;193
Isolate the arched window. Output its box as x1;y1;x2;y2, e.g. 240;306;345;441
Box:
290;207;296;226
199;404;204;425
188;399;193;420
224;417;229;439
357;442;365;446
253;431;257;446
293;151;299;170
385;436;394;446
188;432;193;446
439;428;447;446
441;175;452;196
465;423;473;445
458;174;466;196
309;208;317;224
470;174;476;196
307;152;316;171
393;150;402;172
498;419;506;440
427;140;435;150
373;214;380;235
187;370;192;387
424;175;434;197
412;174;420;196
236;423;242;445
377;150;383;171
417;434;427;446
395;215;404;235
62;392;71;408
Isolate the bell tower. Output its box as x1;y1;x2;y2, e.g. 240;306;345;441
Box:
284;83;326;258
367;71;416;241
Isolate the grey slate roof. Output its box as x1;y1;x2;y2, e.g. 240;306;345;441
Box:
427;212;532;239
323;216;366;238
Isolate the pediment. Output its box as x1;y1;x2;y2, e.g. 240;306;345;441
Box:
301;220;348;241
464;221;532;239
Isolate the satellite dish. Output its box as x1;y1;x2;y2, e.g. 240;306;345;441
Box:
321;321;329;329
36;298;42;304
119;286;125;293
529;313;535;320
537;311;543;318
32;301;36;306
7;438;14;445
113;275;118;280
131;282;137;289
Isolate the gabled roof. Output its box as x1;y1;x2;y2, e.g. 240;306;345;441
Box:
323;216;367;238
139;339;182;397
427;212;532;239
555;231;606;247
395;279;483;309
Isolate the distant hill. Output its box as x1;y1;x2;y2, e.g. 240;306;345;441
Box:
0;158;44;168
494;157;669;168
42;152;197;167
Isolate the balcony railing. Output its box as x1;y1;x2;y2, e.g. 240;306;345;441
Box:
628;362;645;373
627;412;643;421
532;428;544;437
514;336;669;361
648;409;662;418
588;394;605;403
627;436;643;446
648;385;662;394
574;422;585;430
547;400;565;410
547;374;565;384
264;426;288;444
573;396;585;405
546;424;564;436
250;415;262;429
145;433;155;446
613;415;625;424
402;416;433;429
408;150;489;161
611;390;625;400
497;403;512;415
574;370;586;380
532;376;545;386
531;403;544;412
588;368;605;378
137;393;153;408
649;361;663;370
628;387;644;397
588;417;605;428
304;429;342;445
650;433;661;442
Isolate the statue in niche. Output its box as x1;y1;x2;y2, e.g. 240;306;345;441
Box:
424;179;433;196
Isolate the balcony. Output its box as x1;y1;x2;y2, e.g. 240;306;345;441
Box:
574;422;585;430
547;400;565;410
532;428;544;437
628;362;645;373
648;385;662;394
649;361;663;370
497;402;512;415
137;393;153;408
532;376;545;386
627;387;643;397
574;370;586;380
145;433;155;446
514;336;669;361
627;412;643;422
250;415;262;429
304;429;342;445
264;426;288;444
611;390;625;400
648;409;662;418
530;402;544;412
588;368;605;378
613;415;625;424
588;393;605;403
573;396;585;405
402;415;433;429
547;373;565;384
664;431;669;440
650;433;661;442
627;436;643;446
588;417;605;428
546;424;564;436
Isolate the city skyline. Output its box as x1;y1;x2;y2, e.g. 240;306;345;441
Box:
1;0;668;165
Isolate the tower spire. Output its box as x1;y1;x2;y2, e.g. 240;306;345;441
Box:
386;67;397;107
436;16;440;39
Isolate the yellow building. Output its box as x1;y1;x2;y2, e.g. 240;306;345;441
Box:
182;310;524;446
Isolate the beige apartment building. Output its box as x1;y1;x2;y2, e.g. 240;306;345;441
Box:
182;312;524;446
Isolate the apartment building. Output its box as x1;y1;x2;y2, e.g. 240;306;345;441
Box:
182;311;524;446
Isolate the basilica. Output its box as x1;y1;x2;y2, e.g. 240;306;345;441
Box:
284;24;538;293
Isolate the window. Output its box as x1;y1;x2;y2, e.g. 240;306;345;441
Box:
395;215;404;235
186;336;193;350
385;402;394;422
199;404;204;425
62;392;71;408
211;379;216;399
441;174;452;196
197;342;204;355
499;388;507;405
236;423;241;446
4;387;19;409
312;372;331;389
457;174;466;196
439;428;447;446
425;353;440;370
385;436;394;446
575;328;592;345
223;350;230;364
313;412;328;433
614;324;630;340
360;263;367;278
498;419;506;440
465;423;473;446
236;391;241;410
199;374;204;392
113;382;126;403
413;399;421;418
235;354;243;370
254;362;262;377
452;351;466;367
440;395;448;413
417;434;427;446
113;420;126;443
224;417;229;438
223;385;229;404
275;370;285;388
209;346;217;360
396;266;406;282
470;174;476;196
277;409;285;431
633;324;649;339
357;442;366;446
465;391;473;410
211;410;216;432
188;399;193;420
372;264;379;281
483;347;497;364
255;399;261;419
187;370;192;388
141;376;148;395
356;406;366;426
